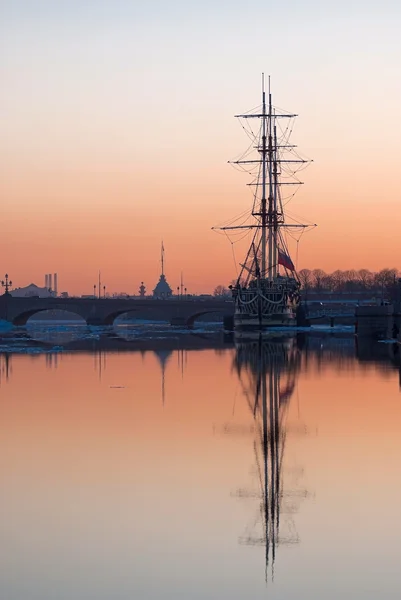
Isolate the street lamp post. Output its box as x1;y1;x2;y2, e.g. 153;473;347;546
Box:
103;285;106;298
1;274;12;295
94;284;97;298
1;274;12;321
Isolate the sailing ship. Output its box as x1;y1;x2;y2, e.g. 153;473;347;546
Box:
214;76;314;331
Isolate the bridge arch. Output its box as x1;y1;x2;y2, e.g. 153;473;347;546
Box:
12;307;87;326
102;309;141;325
186;309;226;329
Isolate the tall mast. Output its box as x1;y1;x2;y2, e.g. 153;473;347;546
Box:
161;241;164;276
212;76;314;281
272;121;278;276
267;79;274;281
261;74;267;278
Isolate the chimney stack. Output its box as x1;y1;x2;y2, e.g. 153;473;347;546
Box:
45;274;48;288
48;274;52;291
54;273;58;296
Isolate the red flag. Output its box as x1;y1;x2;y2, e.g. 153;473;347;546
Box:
278;249;295;271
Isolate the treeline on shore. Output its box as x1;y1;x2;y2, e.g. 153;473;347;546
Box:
213;268;399;297
298;268;399;294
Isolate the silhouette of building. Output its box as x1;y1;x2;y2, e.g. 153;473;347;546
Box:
10;283;55;298
153;241;173;299
44;273;58;295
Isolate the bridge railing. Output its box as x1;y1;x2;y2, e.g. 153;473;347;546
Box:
307;308;355;318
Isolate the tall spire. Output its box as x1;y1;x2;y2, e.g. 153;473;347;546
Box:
153;240;172;298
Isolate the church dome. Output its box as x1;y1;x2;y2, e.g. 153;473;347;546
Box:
153;274;172;298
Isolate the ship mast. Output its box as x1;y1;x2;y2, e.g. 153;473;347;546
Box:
266;77;284;281
262;76;278;281
272;120;279;278
261;75;267;278
212;76;313;281
267;79;274;281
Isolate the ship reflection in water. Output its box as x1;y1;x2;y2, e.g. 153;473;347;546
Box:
233;337;307;578
1;333;401;599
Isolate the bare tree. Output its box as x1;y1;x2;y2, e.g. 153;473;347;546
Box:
331;270;345;292
374;269;398;296
312;269;327;292
357;269;373;290
214;285;229;297
298;269;312;290
342;269;357;292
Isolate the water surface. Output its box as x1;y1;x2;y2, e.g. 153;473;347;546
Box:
1;334;400;599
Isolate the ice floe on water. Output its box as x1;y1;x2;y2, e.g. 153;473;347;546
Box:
113;321;222;340
0;318;357;354
308;324;354;333
116;319;169;325
223;324;355;334
0;320;14;332
0;345;64;354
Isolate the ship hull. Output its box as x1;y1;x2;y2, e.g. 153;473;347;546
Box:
232;283;299;332
234;311;296;331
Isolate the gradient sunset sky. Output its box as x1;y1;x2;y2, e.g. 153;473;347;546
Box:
1;1;400;295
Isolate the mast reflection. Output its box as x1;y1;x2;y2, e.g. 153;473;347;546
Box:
0;353;12;384
233;335;304;578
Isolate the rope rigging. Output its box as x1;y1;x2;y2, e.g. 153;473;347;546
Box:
212;83;316;289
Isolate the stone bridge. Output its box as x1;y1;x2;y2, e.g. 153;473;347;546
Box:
0;294;234;327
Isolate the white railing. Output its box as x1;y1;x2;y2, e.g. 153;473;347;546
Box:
307;308;354;318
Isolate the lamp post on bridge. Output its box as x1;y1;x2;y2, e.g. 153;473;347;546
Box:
1;274;12;321
103;285;106;299
93;284;97;298
1;274;12;295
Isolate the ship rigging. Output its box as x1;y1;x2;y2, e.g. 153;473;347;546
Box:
213;76;316;331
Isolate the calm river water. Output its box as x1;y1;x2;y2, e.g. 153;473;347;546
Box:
1;328;401;599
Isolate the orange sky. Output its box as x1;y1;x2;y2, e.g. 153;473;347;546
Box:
1;3;401;295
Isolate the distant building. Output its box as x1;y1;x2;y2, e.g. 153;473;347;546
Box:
44;273;58;295
153;274;173;299
139;282;146;297
153;242;173;299
10;283;55;298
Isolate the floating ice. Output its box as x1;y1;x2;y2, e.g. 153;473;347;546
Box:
116;319;169;325
0;345;64;354
223;325;355;334
0;320;13;332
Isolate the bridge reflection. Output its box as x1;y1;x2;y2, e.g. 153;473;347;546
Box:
1;330;399;393
90;345;186;406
